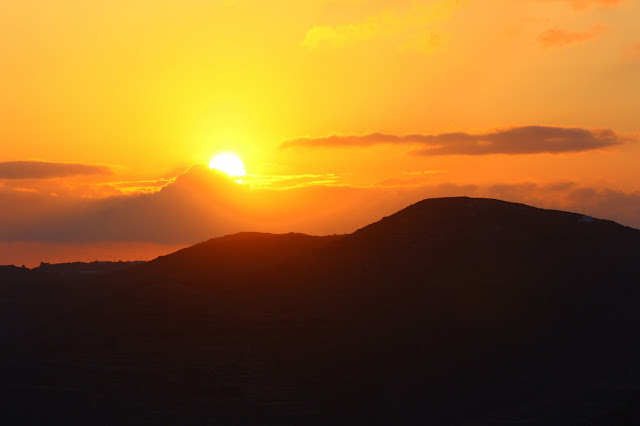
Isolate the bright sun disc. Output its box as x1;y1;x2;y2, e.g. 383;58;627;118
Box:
209;152;246;178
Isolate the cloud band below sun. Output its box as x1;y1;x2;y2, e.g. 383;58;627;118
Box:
281;126;628;156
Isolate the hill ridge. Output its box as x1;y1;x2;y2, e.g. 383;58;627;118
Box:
3;196;640;425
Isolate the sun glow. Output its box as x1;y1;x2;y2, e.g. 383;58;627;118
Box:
209;152;246;180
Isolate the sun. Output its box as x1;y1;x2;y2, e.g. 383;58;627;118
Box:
209;152;246;179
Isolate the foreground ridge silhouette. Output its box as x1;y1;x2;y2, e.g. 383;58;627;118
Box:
2;197;640;425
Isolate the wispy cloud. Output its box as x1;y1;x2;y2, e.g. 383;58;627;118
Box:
538;25;606;48
537;0;623;10
244;173;341;189
0;161;112;179
374;171;443;187
282;126;627;156
99;178;175;195
302;0;459;49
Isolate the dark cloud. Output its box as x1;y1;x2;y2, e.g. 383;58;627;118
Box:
282;126;627;156
0;161;112;179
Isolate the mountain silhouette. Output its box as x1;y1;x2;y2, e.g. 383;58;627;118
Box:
2;197;640;425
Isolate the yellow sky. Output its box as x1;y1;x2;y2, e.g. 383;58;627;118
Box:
1;0;640;264
2;0;638;174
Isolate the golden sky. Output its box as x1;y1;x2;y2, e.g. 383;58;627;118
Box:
1;0;639;265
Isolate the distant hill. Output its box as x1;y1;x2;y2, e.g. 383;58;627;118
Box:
0;264;32;281
2;197;640;425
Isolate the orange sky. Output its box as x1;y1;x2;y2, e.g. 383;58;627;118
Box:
1;0;639;266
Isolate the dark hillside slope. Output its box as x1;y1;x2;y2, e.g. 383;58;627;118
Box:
328;197;640;338
314;197;640;423
337;196;637;279
142;231;343;283
2;197;640;425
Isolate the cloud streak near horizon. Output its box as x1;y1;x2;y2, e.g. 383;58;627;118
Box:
0;161;112;179
2;164;640;247
282;126;627;156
